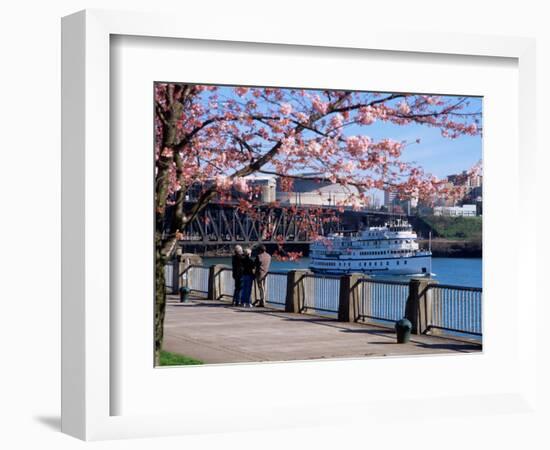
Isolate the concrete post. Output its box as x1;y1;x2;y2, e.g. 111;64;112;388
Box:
418;279;437;334
405;279;419;333
208;264;225;300
338;273;363;322
285;270;309;313
405;278;437;334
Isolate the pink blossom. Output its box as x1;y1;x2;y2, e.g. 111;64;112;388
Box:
342;161;356;173
346;136;371;157
234;87;250;97
279;103;293;115
233;177;249;193
357;106;376;125
425;96;441;105
281;135;296;154
398;101;411;114
307;140;322;156
295;112;310;124
161;147;173;158
311;95;328;115
378;139;403;157
329;113;343;130
215;175;232;190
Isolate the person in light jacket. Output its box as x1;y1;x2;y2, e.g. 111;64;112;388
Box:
253;245;271;307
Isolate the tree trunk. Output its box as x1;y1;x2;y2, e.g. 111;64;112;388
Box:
154;247;167;366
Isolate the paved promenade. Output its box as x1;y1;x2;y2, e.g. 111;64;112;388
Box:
163;295;481;364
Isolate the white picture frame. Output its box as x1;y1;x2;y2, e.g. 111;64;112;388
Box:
61;9;538;441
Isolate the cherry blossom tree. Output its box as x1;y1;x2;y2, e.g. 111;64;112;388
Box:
154;83;481;362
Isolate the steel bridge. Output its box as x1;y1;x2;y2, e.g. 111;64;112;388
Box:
177;201;407;246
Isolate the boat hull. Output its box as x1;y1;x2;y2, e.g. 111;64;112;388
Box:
309;255;432;276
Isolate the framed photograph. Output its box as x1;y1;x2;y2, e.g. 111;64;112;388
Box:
62;9;538;441
153;81;484;367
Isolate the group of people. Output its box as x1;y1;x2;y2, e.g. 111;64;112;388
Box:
231;244;272;308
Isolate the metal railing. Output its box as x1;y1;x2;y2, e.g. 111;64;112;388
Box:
301;273;341;314
427;284;482;336
172;263;483;340
357;278;410;324
264;271;288;307
180;265;209;295
218;267;235;299
164;263;174;291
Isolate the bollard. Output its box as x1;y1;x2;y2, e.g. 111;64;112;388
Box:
179;286;190;303
395;318;412;343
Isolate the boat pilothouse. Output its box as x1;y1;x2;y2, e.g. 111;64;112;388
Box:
309;219;432;276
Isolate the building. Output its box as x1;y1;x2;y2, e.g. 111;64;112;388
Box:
276;173;366;208
384;188;418;214
383;188;398;207
244;175;277;203
433;204;477;217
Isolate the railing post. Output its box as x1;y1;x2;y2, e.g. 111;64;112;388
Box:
208;264;225;300
171;258;179;294
285;270;309;313
338;273;362;322
405;278;437;334
178;256;194;290
419;280;437;334
405;279;420;333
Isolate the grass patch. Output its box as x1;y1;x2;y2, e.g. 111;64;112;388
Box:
159;350;204;366
421;215;482;241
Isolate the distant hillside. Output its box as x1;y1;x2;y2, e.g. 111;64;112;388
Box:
412;216;482;241
417;238;482;257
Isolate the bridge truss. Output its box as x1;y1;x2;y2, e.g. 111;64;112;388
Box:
175;202;404;246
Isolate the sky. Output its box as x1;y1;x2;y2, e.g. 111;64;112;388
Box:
354;105;482;180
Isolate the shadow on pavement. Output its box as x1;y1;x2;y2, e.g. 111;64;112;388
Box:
414;342;482;352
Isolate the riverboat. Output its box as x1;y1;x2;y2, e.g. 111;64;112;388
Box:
309;219;432;275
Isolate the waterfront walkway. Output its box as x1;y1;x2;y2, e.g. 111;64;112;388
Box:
163;295;481;364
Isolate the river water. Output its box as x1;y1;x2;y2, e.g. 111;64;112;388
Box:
201;256;482;288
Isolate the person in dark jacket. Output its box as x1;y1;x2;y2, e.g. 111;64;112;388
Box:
253;245;271;307
240;248;255;307
231;245;244;306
